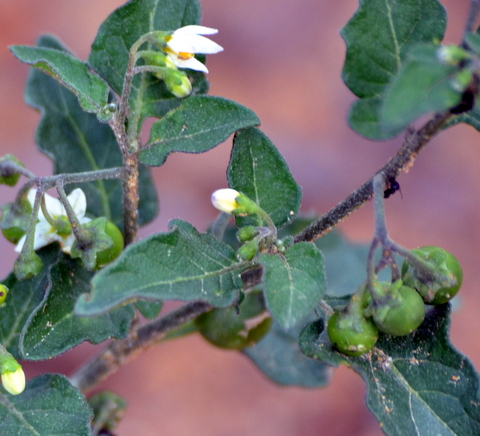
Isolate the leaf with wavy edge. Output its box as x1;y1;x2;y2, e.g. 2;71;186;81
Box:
300;305;480;435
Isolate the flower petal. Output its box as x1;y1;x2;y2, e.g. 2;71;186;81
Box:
168;34;223;55
43;191;64;218
173;25;219;36
67;188;87;218
169;55;209;73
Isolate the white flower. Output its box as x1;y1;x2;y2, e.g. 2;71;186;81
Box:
15;188;90;254
165;25;223;73
1;367;25;395
211;189;240;214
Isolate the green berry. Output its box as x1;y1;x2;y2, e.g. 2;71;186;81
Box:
195;290;272;350
95;221;124;268
0;285;8;305
327;312;378;357
402;246;463;305
372;284;425;336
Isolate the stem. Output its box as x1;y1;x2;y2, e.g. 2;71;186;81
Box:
0;160;36;180
19;189;43;256
70;301;212;393
463;0;480;42
122;153;139;246
209;212;231;240
56;179;89;245
293;112;453;244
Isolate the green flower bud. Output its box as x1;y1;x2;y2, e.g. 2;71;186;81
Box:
1;200;32;244
237;240;259;261
237;226;257;242
437;45;470;65
163;70;192;98
1;367;25;395
0;155;24;187
14;251;43;281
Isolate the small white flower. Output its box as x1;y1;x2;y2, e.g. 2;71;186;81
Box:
1;367;25;395
165;25;223;73
15;188;90;254
211;189;240;214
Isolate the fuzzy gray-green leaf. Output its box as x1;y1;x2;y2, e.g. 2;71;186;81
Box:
75;220;245;315
140;96;259;166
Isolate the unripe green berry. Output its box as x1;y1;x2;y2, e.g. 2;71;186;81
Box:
372;284;425;336
0;285;8;305
402;246;463;304
327;312;378;357
95;221;124;269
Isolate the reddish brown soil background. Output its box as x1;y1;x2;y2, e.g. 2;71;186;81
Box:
1;1;479;435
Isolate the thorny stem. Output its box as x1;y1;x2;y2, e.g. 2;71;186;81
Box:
70;301;213;393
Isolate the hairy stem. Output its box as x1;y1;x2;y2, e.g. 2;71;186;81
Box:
293;112;452;244
122;153;139;246
70;301;212;393
463;0;480;42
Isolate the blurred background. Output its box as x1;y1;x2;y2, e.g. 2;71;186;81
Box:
1;1;479;434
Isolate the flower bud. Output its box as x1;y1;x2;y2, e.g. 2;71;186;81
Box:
437;45;470;65
165;72;192;98
1;367;25;395
0;155;24;187
211;189;241;214
237;240;259;261
237;226;257;242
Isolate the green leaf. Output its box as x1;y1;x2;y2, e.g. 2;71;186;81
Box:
88;0;208;129
381;44;462;133
10;45;109;116
0;245;61;359
258;242;326;329
300;305;480;435
25;35;158;229
341;0;446;139
135;300;163;319
88;391;127;433
0;374;91;435
20;255;134;361
348;97;404;140
228;127;302;228
139;96;260;166
243;317;332;387
445;106;480;132
465;32;480;56
75;220;245;316
315;230;370;297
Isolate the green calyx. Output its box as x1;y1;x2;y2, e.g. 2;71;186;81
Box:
233;194;261;216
